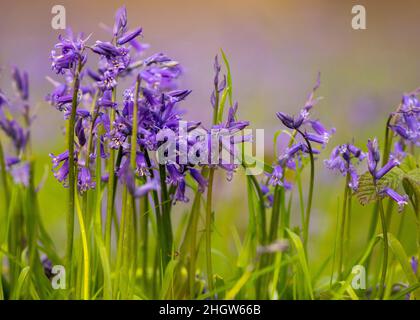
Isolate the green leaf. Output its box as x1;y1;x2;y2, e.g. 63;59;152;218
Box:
11;266;30;300
402;169;420;208
355;168;405;205
285;228;314;299
214;275;226;299
243;153;272;174
386;233;420;299
160;259;179;299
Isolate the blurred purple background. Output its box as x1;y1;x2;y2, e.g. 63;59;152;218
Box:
1;0;419;149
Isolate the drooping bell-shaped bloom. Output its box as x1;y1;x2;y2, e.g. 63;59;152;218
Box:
77;166;96;193
267;165;283;186
135;152;149;177
276;73;327;134
51;33;88;74
9;161;30;187
390;91;420;145
260;183;274;208
380;187;408;212
324;143;366;191
12;67;29;101
367;138;400;181
411;256;419;275
189;168;208;193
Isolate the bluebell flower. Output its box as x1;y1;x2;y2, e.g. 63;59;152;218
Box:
77;167;95;193
12;66;29;101
380;187;408;212
324;143;366;191
366;138;408;210
390;91;420;145
51;33;88;74
367;138;399;181
9;161;30;187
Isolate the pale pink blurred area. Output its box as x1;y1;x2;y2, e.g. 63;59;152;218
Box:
1;0;419;148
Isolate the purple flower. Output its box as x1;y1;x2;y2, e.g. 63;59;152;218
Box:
367;138;381;176
98;90;117;109
276;74;325;133
189;168;208;193
53;158;70;184
51;33;87;74
324;143;366;191
75;117;87;147
12;67;29;100
0;117;28;153
118;158;157;197
166;164;184;186
5;156;20;168
50;150;69;168
276;74;333;163
411;256;418;275
117;27;142;46
390;92;420;145
49;150;75;185
260;183;274;207
173;179;188;203
375;158;400;180
390;141;406;161
77;167;95;193
276;111;306;130
92;41;122;57
10;161;30;187
135;152;149;177
113;6;128;38
380;187;408;211
305;132;330;147
367;138;400;181
210;55;226;108
267;165;283;186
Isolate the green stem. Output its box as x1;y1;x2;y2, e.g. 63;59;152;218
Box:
268;186;282;242
0;141;9;210
143;150;165;276
75;194;90;300
367;115;393;242
66;61;82;291
105;88;117;257
338;173;350;280
377;198;388;300
296;129;315;251
248;174;267;244
141;196;149;288
159;163;172;265
188;193;202;298
205;168;215;296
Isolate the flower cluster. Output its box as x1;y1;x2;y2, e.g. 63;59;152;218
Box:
390;90;420;146
47;7;248;203
324;143;366;190
267;74;334;189
276;74;335;148
367;138;408;210
0;67;32;187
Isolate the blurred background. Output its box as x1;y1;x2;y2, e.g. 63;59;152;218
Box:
1;0;419;278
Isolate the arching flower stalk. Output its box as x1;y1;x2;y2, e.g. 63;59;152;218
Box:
325;143;366;280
